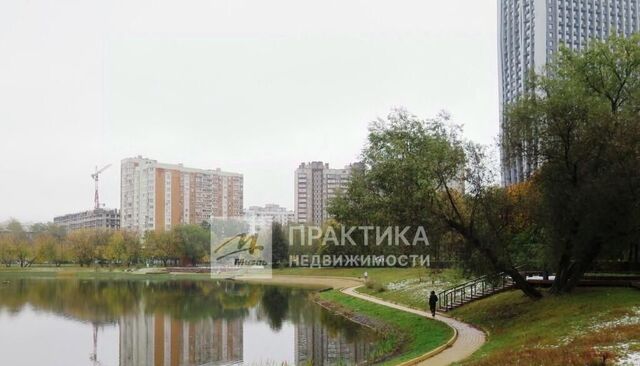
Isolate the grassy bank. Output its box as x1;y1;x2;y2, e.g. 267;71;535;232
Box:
357;268;466;309
275;267;467;309
318;290;454;365
451;288;640;366
0;266;214;281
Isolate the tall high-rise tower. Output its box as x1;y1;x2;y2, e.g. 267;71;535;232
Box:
499;0;640;185
294;162;362;225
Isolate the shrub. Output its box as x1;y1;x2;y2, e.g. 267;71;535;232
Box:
366;280;386;293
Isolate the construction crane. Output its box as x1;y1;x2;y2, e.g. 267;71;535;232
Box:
91;164;111;210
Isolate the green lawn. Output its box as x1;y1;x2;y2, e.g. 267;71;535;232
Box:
318;290;454;365
451;287;640;366
357;268;466;310
276;267;468;310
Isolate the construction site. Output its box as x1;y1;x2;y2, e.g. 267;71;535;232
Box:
53;164;119;231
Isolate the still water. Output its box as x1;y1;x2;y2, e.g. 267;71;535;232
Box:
0;279;380;366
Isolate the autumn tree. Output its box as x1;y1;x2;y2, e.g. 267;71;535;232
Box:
0;234;15;267
68;229;95;266
143;230;176;266
105;231;127;266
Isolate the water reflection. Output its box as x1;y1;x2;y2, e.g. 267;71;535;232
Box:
120;310;242;366
296;320;372;365
0;279;378;366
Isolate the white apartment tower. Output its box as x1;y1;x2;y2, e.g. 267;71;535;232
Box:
120;157;243;232
244;204;295;234
499;0;640;185
294;162;361;225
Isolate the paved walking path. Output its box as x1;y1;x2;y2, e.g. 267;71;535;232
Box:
342;287;486;366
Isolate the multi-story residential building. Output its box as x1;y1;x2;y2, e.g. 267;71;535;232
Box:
120;156;243;232
244;204;294;234
294;162;362;225
53;208;120;231
499;0;640;185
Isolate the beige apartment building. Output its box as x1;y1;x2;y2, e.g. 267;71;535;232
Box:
294;162;362;225
121;156;243;232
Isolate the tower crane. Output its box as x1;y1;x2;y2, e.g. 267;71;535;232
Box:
91;164;111;210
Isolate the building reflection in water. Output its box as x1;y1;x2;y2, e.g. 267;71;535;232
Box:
0;280;383;366
295;321;372;366
119;311;373;366
119;310;243;366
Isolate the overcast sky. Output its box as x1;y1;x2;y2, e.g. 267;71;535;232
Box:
0;0;498;223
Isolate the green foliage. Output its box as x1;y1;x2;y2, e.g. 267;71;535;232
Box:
271;222;289;266
173;224;209;266
506;34;640;293
328;109;463;261
329;108;542;298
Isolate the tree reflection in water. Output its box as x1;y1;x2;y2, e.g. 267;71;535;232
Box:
0;279;379;365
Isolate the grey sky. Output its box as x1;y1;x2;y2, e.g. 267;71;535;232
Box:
0;0;498;223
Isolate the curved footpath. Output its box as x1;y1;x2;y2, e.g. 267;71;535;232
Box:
342;286;485;366
239;275;486;365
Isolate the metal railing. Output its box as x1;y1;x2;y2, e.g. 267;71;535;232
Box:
437;273;514;312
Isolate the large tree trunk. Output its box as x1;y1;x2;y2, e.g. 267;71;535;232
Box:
550;256;573;294
552;238;602;294
505;267;542;299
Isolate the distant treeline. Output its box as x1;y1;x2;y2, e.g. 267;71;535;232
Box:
0;219;200;267
0;219;291;268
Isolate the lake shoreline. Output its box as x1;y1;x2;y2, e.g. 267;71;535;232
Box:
0;267;465;365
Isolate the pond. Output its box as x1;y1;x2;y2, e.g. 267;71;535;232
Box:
0;279;380;366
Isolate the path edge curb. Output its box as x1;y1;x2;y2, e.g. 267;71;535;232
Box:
341;286;460;366
396;326;458;366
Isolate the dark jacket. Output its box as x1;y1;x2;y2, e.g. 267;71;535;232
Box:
429;294;438;307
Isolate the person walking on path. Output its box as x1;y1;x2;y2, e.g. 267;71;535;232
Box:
428;290;438;317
